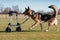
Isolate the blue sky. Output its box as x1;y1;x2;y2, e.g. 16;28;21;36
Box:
0;0;60;12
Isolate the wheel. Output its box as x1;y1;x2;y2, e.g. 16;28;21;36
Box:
5;27;11;32
16;26;22;32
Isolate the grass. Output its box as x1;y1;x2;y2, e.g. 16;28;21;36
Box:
0;32;60;40
0;14;60;40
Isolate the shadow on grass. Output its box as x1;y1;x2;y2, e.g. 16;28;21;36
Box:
0;30;41;32
22;30;41;32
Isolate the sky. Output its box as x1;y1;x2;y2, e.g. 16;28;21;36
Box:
0;0;60;12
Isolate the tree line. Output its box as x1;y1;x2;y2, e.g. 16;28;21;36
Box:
0;5;60;15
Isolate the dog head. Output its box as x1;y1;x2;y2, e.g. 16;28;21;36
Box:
23;6;33;16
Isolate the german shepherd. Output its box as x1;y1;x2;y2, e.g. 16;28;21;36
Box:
23;5;59;32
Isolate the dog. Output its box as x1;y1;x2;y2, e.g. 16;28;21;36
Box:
23;5;59;32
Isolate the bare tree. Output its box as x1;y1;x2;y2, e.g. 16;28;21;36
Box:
58;9;60;15
3;7;11;14
0;4;4;13
12;5;19;12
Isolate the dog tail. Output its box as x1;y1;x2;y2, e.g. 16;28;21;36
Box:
48;5;58;17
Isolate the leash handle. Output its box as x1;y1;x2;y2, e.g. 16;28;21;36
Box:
21;17;30;24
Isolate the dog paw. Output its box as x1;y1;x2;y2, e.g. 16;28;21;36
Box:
44;30;49;32
57;29;59;32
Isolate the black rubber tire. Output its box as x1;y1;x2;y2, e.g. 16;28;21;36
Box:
16;26;22;32
5;27;11;32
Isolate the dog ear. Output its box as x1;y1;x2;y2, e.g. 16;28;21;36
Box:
25;7;27;10
28;6;30;9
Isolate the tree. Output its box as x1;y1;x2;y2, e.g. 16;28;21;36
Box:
58;9;60;15
0;4;4;13
3;7;11;14
12;5;19;12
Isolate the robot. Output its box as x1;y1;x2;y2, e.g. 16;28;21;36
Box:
5;11;22;32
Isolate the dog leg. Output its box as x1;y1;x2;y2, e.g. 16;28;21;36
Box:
54;19;59;32
52;18;59;32
54;24;59;32
46;21;55;32
46;18;58;32
40;23;43;32
46;23;51;32
29;15;40;30
30;21;40;30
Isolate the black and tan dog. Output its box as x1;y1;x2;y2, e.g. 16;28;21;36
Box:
23;5;59;32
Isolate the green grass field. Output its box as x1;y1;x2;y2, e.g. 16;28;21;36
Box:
0;14;60;40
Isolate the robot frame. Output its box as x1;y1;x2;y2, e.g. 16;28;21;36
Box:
5;11;22;32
